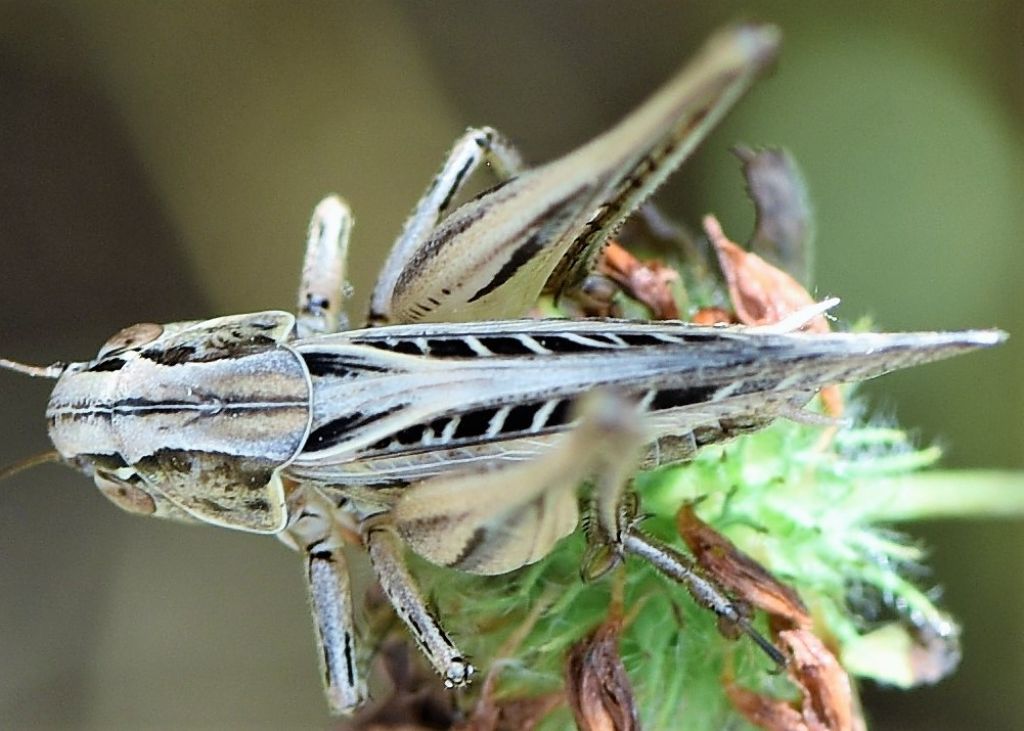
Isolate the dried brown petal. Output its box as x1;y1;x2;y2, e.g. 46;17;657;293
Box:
780;629;855;731
599;241;681;320
703;214;827;333
690;307;736;326
677;504;810;629
724;676;808;731
724;629;856;731
565;617;640;731
703;214;842;418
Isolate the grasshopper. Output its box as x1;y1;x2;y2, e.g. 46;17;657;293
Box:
0;24;1006;714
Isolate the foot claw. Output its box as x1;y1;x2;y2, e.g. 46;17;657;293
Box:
443;657;475;688
581;543;624;582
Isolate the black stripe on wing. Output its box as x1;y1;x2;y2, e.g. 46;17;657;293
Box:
352;329;722;359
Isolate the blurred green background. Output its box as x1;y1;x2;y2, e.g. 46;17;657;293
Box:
0;2;1020;729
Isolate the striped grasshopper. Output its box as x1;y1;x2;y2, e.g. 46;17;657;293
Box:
0;24;1005;714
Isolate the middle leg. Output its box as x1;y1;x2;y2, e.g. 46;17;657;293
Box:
364;391;646;688
363;519;476;688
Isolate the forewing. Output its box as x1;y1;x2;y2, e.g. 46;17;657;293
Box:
288;320;1003;487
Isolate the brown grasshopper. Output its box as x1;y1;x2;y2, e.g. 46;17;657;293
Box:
0;24;1005;714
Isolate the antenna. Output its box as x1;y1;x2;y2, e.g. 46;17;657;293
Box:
0;450;62;483
0;358;67;379
0;358;65;481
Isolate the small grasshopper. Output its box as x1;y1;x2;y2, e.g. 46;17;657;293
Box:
0;24;1006;714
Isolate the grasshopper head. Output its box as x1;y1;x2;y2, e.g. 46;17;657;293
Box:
40;311;299;470
45;321;168;468
5;311;307;532
0;321;171;516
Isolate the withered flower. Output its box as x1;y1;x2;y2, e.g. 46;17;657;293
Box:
702;214;842;418
599;241;681;320
565;617;640;731
677;503;810;629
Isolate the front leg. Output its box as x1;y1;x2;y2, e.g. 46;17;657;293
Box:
622;528;786;667
281;486;367;714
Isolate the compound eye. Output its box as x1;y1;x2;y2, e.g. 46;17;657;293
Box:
98;322;163;358
94;472;158;516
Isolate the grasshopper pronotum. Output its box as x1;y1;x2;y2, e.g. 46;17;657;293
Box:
0;24;1005;714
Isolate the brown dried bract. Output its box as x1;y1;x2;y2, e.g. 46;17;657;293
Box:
703;214;826;334
565;616;640;731
676;504;810;630
690;306;736;326
599;241;681;320
724;678;806;731
782;629;855;731
703;214;842;418
454;690;563;731
725;629;857;731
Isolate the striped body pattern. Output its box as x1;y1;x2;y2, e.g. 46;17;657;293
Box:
289;319;993;492
40;312;1003;583
2;23;1006;716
